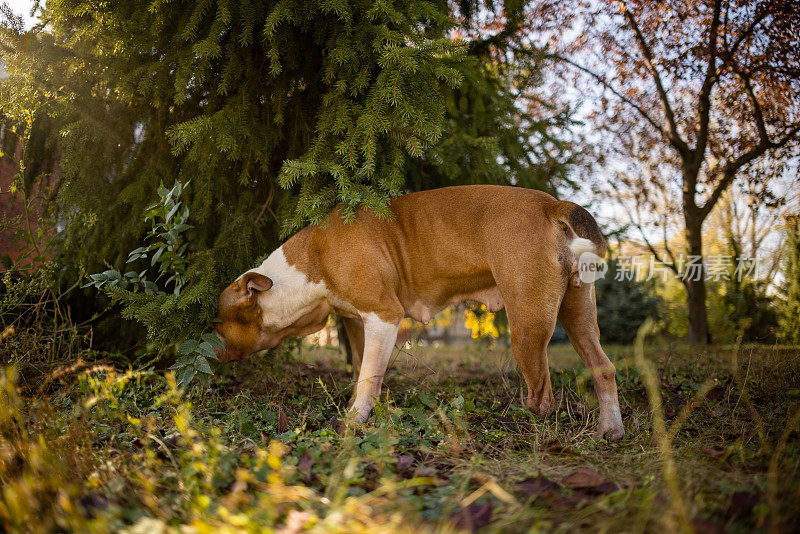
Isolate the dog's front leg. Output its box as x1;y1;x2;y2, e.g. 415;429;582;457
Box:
348;313;400;423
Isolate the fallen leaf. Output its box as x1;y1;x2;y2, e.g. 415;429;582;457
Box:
561;468;604;489
78;493;109;519
452;501;492;532
543;439;575;455
296;453;314;483
560;468;618;494
706;386;725;401
702;446;727;459
277;406;288;433
515;476;559;496
396;454;414;473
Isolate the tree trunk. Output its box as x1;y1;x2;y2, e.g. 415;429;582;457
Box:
684;216;711;345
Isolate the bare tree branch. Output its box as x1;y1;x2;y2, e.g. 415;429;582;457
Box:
695;0;723;166
549;54;665;135
700;124;800;217
618;0;690;157
656;175;679;268
735;68;769;144
610;180;680;274
724;2;771;61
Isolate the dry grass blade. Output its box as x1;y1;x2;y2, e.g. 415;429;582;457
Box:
767;402;800;533
634;318;692;534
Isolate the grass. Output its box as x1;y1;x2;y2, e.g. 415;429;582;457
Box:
2;337;800;533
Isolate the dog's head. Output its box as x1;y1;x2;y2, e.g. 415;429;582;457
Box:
214;272;280;363
214;270;332;363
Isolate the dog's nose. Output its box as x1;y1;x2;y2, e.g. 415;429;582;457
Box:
213;330;245;363
214;343;228;362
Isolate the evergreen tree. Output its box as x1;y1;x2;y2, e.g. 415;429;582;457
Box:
778;215;800;344
594;254;660;345
0;1;574;351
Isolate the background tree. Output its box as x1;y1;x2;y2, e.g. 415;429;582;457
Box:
777;215;800;344
550;0;800;344
594;253;661;345
705;181;787;342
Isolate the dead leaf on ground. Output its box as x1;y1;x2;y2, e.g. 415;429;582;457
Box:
706;385;725;401
296;452;314;483
451;501;492;532
542;439;576;455
561;468;618;495
702;446;727;459
514;476;560;497
395;454;414;474
277;406;288;433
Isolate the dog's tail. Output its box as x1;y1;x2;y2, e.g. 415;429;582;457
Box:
544;200;607;259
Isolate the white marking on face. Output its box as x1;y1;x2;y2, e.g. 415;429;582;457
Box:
244;246;328;330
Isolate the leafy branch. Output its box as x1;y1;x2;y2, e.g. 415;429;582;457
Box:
84;181;221;387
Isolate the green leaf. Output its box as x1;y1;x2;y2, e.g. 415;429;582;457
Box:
166;203;179;223
169;354;194;369
176;366;196;387
151;247;164;266
202;332;224;349
198;341;215;359
194;372;211;386
194;355;213;374
179;339;200;353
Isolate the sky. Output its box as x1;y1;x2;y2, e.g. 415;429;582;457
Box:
4;0;38;27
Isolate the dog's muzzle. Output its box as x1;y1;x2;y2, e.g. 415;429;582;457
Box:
213;333;247;364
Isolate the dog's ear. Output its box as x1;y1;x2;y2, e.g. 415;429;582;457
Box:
242;272;273;294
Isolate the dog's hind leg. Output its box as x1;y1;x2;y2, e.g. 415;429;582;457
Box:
495;263;562;418
558;283;625;441
342;316;366;408
342;316;365;378
505;304;559;417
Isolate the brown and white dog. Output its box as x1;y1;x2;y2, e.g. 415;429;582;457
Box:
214;185;624;441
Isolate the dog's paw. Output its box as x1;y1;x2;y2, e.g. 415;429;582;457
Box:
593;423;625;442
345;404;372;424
526;391;555;417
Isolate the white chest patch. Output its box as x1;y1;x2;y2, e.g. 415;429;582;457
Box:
242;246;328;329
